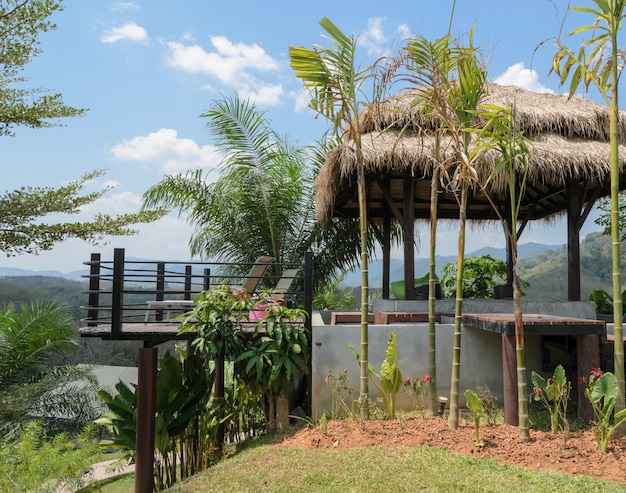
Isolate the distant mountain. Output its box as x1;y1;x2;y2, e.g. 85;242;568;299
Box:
343;242;563;288
0;266;87;281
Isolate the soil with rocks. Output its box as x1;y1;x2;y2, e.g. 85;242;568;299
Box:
279;415;626;485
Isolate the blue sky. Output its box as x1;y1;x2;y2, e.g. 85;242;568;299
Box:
2;0;609;273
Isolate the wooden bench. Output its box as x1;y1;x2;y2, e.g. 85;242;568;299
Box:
374;312;440;324
144;300;196;323
330;312;375;325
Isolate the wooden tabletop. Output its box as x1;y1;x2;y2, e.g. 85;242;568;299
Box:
458;313;605;336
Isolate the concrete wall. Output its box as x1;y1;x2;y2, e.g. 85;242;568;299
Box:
372;299;597;319
310;312;543;417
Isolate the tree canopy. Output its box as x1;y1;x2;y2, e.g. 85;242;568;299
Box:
0;0;85;135
1;169;166;256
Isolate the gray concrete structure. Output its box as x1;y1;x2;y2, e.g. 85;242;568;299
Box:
310;300;597;418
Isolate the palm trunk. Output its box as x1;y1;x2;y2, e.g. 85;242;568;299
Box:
610;35;625;412
428;166;440;416
449;184;467;429
512;241;529;441
356;149;370;420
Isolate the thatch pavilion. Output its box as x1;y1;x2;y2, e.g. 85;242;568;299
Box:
315;83;626;301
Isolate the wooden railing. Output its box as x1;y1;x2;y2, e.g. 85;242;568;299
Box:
82;248;313;340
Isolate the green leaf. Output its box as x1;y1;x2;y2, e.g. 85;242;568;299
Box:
464;389;484;416
590;372;618;403
380;331;402;395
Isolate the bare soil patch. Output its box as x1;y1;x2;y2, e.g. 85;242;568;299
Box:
279;416;626;485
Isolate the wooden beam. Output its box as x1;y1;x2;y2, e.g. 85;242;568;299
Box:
135;347;157;493
403;171;415;300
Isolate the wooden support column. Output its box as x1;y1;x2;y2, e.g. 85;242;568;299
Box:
502;334;518;425
135;346;158;493
577;334;601;423
382;214;391;299
215;351;225;448
403;171;415;300
566;179;582;301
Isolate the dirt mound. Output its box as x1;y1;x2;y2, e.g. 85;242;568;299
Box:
279;416;626;485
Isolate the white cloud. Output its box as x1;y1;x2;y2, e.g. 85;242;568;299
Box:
102;22;149;44
112;2;139;12
359;17;387;56
110;128;222;173
165;37;283;105
492;62;555;94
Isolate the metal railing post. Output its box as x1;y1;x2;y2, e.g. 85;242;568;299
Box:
87;253;101;327
111;248;124;340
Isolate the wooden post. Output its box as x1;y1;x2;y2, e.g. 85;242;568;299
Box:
502;334;518;425
135;346;158;493
577;334;601;423
403;171;415;300
184;265;192;300
87;253;101;326
111;248;124;340
304;251;314;416
215;351;225;448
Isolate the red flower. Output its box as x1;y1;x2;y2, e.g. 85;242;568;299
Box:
579;376;586;385
405;377;412;386
422;375;432;383
534;387;542;396
590;368;603;378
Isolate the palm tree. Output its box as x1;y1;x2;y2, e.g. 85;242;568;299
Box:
143;95;364;293
402;33;464;416
551;0;625;412
289;17;376;419
477;102;533;440
0;302;98;438
403;31;488;429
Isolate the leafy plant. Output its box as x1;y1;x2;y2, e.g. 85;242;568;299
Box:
325;370;354;419
178;284;252;357
0;421;102;493
464;389;484;448
347;330;403;420
589;288;626;316
403;375;431;414
96;349;212;490
531;365;570;435
440;255;527;298
236;301;310;432
379;331;403;419
476;386;500;426
584;368;626;453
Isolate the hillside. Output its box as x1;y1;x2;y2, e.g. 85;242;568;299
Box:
343;233;622;301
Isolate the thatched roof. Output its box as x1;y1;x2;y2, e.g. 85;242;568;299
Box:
315;83;626;224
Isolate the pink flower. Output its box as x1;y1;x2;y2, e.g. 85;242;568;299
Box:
579;376;586;385
590;368;603;379
534;387;542;396
325;374;331;383
422;375;432;383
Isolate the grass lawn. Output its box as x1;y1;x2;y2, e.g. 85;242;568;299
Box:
99;434;626;493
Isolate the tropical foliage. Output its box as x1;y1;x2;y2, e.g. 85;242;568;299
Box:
142;95;365;293
440;255;508;298
0;302;100;438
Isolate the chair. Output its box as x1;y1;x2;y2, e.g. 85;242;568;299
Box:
273;268;299;295
145;255;274;323
239;255;275;293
